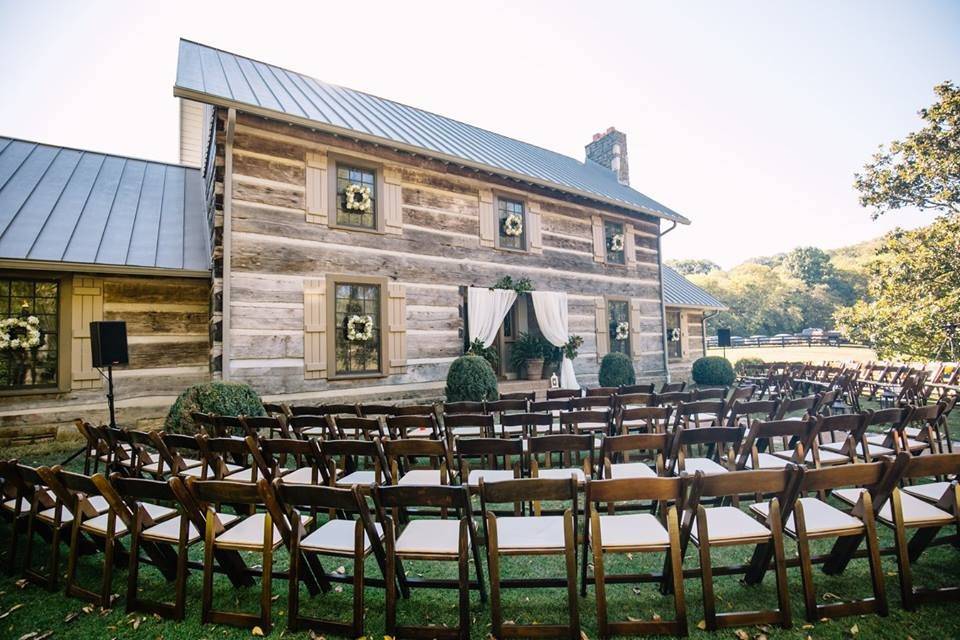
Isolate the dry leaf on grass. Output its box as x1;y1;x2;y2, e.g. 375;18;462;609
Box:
849;623;860;636
697;620;707;630
0;603;24;619
252;626;264;636
734;629;750;640
64;611;81;623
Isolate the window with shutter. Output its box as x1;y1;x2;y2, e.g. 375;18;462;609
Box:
527;201;543;254
387;282;407;374
383;166;403;235
592;216;605;263
608;299;630;356
624;224;637;267
304;150;328;225
71;276;103;389
478;189;495;247
594;296;609;361
303;277;327;380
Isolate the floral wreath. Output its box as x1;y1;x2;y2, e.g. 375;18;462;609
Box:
615;321;630;341
670;327;682;342
0;315;42;352
608;233;625;252
503;213;523;237
346;314;374;342
343;183;373;213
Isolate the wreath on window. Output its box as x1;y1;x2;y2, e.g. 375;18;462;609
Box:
608;233;625;252
343;184;373;213
346;314;374;342
615;321;630;341
670;327;682;342
503;213;523;237
0;313;42;352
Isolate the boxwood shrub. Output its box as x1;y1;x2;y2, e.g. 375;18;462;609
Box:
598;352;636;387
734;356;765;375
164;381;265;434
445;355;498;402
691;356;735;386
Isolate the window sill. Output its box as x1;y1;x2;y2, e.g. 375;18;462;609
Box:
0;385;65;398
327;372;388;382
329;220;384;235
495;244;528;254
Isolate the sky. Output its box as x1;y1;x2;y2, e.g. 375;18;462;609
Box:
1;0;957;268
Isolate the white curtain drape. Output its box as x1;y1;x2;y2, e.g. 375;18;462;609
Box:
467;287;518;348
530;291;579;389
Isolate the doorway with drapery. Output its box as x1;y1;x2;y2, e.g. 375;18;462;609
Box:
466;286;579;389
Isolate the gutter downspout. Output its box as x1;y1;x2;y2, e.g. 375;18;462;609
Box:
702;309;720;355
657;220;678;383
222;108;236;380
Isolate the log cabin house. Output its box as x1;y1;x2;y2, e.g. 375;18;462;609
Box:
0;39;723;445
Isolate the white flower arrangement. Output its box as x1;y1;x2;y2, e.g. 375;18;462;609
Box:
343;183;373;213
503;213;523;237
608;233;625;252
615;321;630;341
0;316;42;352
670;327;682;342
346;314;374;342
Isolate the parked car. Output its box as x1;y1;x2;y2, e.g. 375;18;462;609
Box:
801;327;825;337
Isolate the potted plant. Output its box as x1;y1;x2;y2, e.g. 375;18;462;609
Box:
510;332;546;381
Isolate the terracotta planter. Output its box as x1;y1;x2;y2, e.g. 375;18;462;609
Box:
524;358;545;381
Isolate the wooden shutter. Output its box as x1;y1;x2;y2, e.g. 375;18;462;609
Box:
478;189;495;247
303;277;327;379
383;166;403;235
594;296;609;362
624;224;637;267
629;298;643;358
592;215;605;263
71;276;103;389
527;201;543;254
387;282;407;374
305;150;328;225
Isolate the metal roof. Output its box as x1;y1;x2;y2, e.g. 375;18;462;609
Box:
0;136;210;275
174;39;689;225
662;265;726;310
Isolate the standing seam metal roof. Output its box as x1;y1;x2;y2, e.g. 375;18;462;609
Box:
174;39;689;224
0;136;210;272
662;265;726;310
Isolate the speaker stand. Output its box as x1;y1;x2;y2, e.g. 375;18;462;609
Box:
106;364;117;429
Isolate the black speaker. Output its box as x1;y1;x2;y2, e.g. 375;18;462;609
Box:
90;321;129;368
717;328;732;348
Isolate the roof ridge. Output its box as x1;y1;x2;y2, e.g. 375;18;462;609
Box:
0;133;201;172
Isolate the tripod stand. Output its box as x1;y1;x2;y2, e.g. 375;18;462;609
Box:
934;324;958;361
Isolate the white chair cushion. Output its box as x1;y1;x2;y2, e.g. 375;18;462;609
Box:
609;462;657;479
337;470;378;486
744;453;792;470
594;513;668;549
691;506;771;544
494;515;567;551
82;503;176;536
223;467;261;483
752;498;862;536
397;469;444;486
902;482;952;503
395;519;461;556
280;467;319;484
215;513;310;550
680;458;728;475
536;467;586;483
833;488;954;527
300;519;383;554
141;512;240;544
466;469;515;487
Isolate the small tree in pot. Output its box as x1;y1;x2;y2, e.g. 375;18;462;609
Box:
510;332;547;380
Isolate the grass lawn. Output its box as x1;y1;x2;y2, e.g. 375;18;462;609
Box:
1;402;958;640
708;346;878;365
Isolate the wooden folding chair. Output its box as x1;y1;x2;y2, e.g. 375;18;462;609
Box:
692;387;728;401
485;398;530;419
123;429;165;478
583;476;688;637
615;392;655;411
615;406;671;435
386;414;441;439
500;391;536;402
528;433;594;484
659;381;686;393
654;391;693;410
501;411;554;439
357;402;399;418
290;402;359;418
272;480;385;636
801;413;868;467
332;415;386;440
735;417;817;471
201;436;257;482
455;437;523;490
901;401;947;454
375;484;487;640
620;383;655;395
601;432;670;481
480;477;580;639
443;413;494;441
774;394;818;420
288;414;335;439
726;399;778;429
680;468;799;631
247;436;326;485
0;461;53;574
443;400;485;415
321;438;388;488
859;407;915;458
547;388;581;400
240;415;285;440
382;438;454;486
673;399;726;430
666;426;744;476
560;409;611;441
587;386;618;397
152;432;207;478
392;403;438;417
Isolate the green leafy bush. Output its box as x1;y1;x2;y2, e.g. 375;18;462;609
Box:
508;332;548;371
466;338;500;371
445;355;498;402
598;352;636;387
692;356;735;386
734;357;765;375
164;381;265;434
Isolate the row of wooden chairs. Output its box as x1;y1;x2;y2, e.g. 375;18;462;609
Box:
3;452;957;637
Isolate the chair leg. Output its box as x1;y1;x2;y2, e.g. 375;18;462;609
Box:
891;500;915;610
563;510;580;640
65;513;82;599
48;519;62;591
260;516;273;634
487;514;503;638
126;514;141;613
666;506;687;637
385;518;398;637
458;519;470;640
769;500;792;629
696;509;716;631
353;524;366;639
288;532;301;632
794;504;818;623
201;515;216;624
101;530;116;607
863;511;888;616
590;512;608;639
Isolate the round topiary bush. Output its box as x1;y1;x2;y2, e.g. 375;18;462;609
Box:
445;355;499;402
164;381;266;434
598;352;636;387
691;356;735;386
734;357;765;375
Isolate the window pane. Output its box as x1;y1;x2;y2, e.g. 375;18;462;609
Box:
334;282;382;375
497;197;525;250
604;220;625;265
608;300;630;356
0;278;59;389
666;311;682;358
336;164;377;229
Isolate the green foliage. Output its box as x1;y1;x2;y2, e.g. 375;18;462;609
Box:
509;332;548;371
854;81;960;218
466;338;499;371
691;356;735;386
444;355;498;402
835;214;960;359
784;246;834;285
491;275;534;294
598;352;635;387
563;334;584;360
733;356;765;375
164;381;265;434
666;258;720;275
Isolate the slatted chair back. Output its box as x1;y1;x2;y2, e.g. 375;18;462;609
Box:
191;412;219;436
810;412;869;464
500;412;554;438
11;463;53;511
653;391;692;407
385;414;440;439
659;381;686;393
214;415;246;439
120;428;159;477
39;467;101;523
455;437;523;487
442;413;494;441
499;391;536;402
320;439;388;487
381;438;454;486
904;401;947;453
262;402;290;419
333;416;386;440
443;401;484;415
106;473;177;526
249;436;326;485
601;433;671;476
616;406;672;435
672;399;726;430
288;415;334;440
479;475;579;519
527;433;594;480
666;426;745;476
620;383;655;395
684;467;801;524
391;403;437;417
774;394;818;420
98;426;134;471
585;475;684;522
357;403;398;418
812;389;841;416
720;385;756;420
530;399;571;423
863;407;911;452
586;386;618;397
615;392;654;410
569;395;613;411
290;403;359;417
199;436;255;481
156;433;205;476
484;398;529;416
240;416;285;440
727;399;779;430
560;409;611;437
73;420;106;474
734;417;817;470
545;388;580;400
692;387;728;401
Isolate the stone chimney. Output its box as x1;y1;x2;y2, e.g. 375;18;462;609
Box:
585;127;629;185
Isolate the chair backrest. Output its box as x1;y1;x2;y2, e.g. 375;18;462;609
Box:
586;386;618;397
689;467;798;503
124;428;160;473
442;413;494;439
240;416;285;439
672;400;726;428
39;467;102;520
290;403;359;417
320;438;388;484
357;403;398;418
391;403;437;417
484;398;528;415
262;402;289;418
478;476;578;518
654;391;691;407
546;388;581;400
251;436;325;484
333;416;385;440
726;399;778;428
601;432;671;475
455;437;523;477
811;412;868;456
616;406;672;435
531;399;571;413
500;412;553;438
385;414;440;439
372;484;472;518
569;396;613;410
692;387;727;401
200;436;254;480
620;383;655;395
900;452;960;482
288;415;334;439
381;437;453;483
659;381;686;393
443;401;484;415
528;433;594;476
499;391;536;402
615;392;654;409
191;412;219;435
775;394;818;419
270;480;379;547
735;417;817;469
156;432;204;475
559;409;610;433
866;407;910;431
215;415;246;439
585;476;684;515
99;473;174;531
